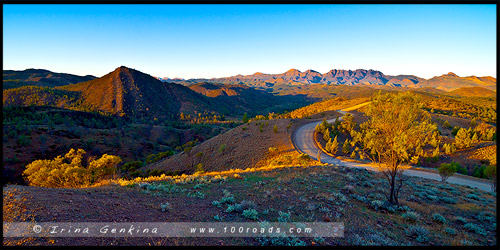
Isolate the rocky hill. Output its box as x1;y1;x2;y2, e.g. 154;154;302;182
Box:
172;69;496;92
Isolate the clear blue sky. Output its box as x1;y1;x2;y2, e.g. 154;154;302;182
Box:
3;4;496;79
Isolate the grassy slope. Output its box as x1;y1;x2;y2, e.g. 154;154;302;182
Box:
4;163;496;246
146;119;296;174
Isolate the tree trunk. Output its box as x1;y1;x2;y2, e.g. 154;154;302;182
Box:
389;173;396;204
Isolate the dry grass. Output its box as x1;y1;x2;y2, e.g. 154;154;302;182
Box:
469;145;497;165
2;187;54;246
454;203;482;212
146;119;296;174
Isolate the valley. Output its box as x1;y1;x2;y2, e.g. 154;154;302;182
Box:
2;66;497;247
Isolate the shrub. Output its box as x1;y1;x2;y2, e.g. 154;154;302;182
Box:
242;209;259;220
438;196;457;204
186;191;205;199
238;200;257;211
454;167;467;177
455;216;467;224
273;124;278;134
146;150;173;164
464;223;487;236
342;184;355;193
220;195;235;204
23;148;121;188
160;202;171;212
405;225;429;242
472;165;487;178
195;163;205;174
331;192;348;203
121;160;143;172
432;213;446;224
402;212;420;223
465;194;481;201
297;153;311;165
268;147;278;155
370;200;385;211
213;214;223;221
278;211;291;222
218;144;227;153
444;227;457;235
212;200;222;208
225;204;237;213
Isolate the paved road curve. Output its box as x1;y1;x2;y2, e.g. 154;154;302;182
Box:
292;103;493;192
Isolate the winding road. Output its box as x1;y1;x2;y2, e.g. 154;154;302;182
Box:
291;102;493;192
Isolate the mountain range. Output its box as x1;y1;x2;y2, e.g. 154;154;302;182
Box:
171;69;496;92
3;66;307;118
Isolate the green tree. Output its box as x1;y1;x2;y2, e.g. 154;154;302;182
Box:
451;126;461;136
443;120;452;129
329;135;339;155
471;132;479;143
486;129;495;141
350;91;438;204
323;128;331;141
333;116;341;130
325;138;332;153
432;145;440;158
242;113;249;123
273;124;278;134
350;150;356;158
443;143;456;155
438;162;457;182
340;113;356;134
342;138;351;154
454;128;472;149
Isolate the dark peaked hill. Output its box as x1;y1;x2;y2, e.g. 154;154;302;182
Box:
62;66;213;117
3;68;96;89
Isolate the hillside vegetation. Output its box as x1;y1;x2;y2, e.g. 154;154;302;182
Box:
3;68;96;89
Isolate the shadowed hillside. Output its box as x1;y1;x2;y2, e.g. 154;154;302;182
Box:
3;69;96;89
449;87;496;98
61;66;213;118
188;82;309;116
